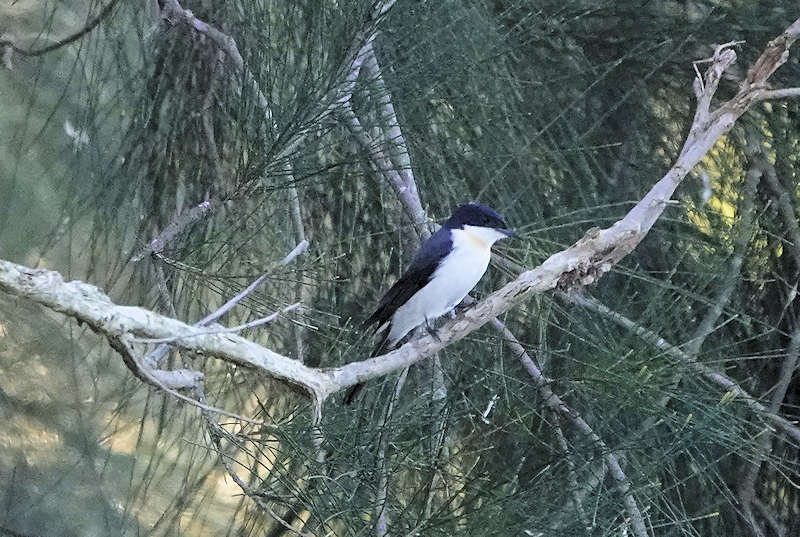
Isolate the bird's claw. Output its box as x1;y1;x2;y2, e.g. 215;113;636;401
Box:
425;319;441;341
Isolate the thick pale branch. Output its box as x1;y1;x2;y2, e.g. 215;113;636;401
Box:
2;17;799;428
752;87;800;101
0;259;331;399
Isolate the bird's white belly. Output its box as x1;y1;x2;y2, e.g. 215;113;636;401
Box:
387;232;491;345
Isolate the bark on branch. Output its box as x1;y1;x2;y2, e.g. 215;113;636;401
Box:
2;18;800;430
132;0;397;261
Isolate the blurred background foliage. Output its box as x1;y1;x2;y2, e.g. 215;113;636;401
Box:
1;0;799;536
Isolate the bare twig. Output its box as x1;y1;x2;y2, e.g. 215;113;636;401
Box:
131;200;215;261
133;303;300;344
375;368;408;537
0;0;122;58
515;339;650;537
2;16;800;443
142;239;308;367
197;240;309;326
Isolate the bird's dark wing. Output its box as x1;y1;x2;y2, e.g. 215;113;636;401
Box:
363;227;453;331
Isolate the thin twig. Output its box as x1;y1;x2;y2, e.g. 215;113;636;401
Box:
133;303;300;344
375;368;408;537
203;241;308;325
142;239;308;367
2;16;800;424
0;0;122;58
515;338;650;537
288;169;307;363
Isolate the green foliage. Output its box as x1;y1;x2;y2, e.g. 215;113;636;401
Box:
1;1;799;536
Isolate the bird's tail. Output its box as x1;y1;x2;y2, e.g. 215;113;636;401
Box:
369;328;391;357
343;382;363;405
343;328;392;405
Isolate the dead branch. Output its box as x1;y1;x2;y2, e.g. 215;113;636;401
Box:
1;16;799;448
131;200;215;261
142;239;308;368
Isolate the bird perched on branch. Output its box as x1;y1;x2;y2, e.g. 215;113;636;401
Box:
345;202;515;403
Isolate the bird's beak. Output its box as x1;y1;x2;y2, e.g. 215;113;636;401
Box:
499;228;517;238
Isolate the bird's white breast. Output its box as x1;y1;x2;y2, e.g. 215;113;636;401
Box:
386;227;496;345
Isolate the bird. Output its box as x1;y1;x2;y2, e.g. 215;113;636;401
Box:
345;202;515;403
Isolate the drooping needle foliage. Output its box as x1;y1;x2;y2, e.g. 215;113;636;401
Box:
0;1;798;536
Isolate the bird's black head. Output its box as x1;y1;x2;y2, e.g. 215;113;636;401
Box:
443;203;515;236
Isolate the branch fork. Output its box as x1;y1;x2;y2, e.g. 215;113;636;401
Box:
3;17;800;414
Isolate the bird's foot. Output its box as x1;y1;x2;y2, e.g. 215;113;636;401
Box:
425;319;441;341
